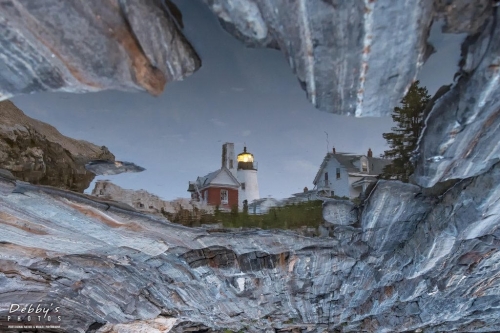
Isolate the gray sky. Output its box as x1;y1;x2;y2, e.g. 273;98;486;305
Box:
11;0;465;200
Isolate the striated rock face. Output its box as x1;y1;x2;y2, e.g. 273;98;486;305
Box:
203;0;434;117
1;162;500;333
322;199;357;226
360;181;431;255
0;100;114;192
0;0;496;120
85;160;146;176
0;0;494;118
0;0;200;100
1;1;500;332
97;317;177;333
413;9;500;188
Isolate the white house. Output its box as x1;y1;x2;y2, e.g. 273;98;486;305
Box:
312;148;391;199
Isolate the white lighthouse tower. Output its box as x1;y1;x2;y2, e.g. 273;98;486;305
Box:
237;146;260;210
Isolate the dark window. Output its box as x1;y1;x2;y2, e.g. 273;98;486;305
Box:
220;190;228;204
99;189;104;195
324;172;328;181
336;168;341;179
241;182;246;190
138;202;144;208
149;205;154;209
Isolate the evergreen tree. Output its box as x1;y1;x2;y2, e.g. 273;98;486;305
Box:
380;81;431;182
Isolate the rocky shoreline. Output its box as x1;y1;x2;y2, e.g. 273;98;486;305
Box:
0;100;114;192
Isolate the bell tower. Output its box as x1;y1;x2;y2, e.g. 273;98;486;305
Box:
236;145;260;209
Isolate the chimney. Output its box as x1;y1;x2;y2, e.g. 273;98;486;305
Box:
222;143;236;175
332;147;336;154
222;144;227;168
303;186;308;193
367;148;373;158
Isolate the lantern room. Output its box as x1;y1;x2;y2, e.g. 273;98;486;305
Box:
237;147;257;170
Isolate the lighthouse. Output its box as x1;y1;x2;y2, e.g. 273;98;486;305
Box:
237;146;260;210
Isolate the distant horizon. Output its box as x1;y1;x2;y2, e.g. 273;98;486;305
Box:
83;144;389;202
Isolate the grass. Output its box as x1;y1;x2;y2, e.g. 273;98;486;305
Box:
162;200;325;230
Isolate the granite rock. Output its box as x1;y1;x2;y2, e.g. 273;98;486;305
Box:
1;161;500;332
203;0;434;117
322;199;358;226
0;100;114;192
0;1;499;332
413;9;500;188
0;0;200;100
96;317;177;333
85;160;146;176
91;179;214;216
361;181;430;254
435;0;493;34
1;0;494;120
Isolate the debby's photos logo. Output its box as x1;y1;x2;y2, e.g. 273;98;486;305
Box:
3;303;63;330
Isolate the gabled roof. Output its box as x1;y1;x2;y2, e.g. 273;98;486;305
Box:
197;170;219;187
313;152;391;184
196;167;240;189
313;154;333;185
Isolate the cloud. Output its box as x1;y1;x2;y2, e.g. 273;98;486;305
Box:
210;118;227;127
241;130;252;137
231;87;245;92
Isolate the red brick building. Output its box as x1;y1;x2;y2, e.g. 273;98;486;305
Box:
188;159;240;210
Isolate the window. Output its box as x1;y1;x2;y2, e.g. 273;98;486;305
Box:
220;189;228;204
336;168;341;179
99;189;104;195
362;160;368;172
324;172;329;186
205;190;208;201
137;202;144;208
241;182;246;190
149;205;154;209
229;160;233;169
